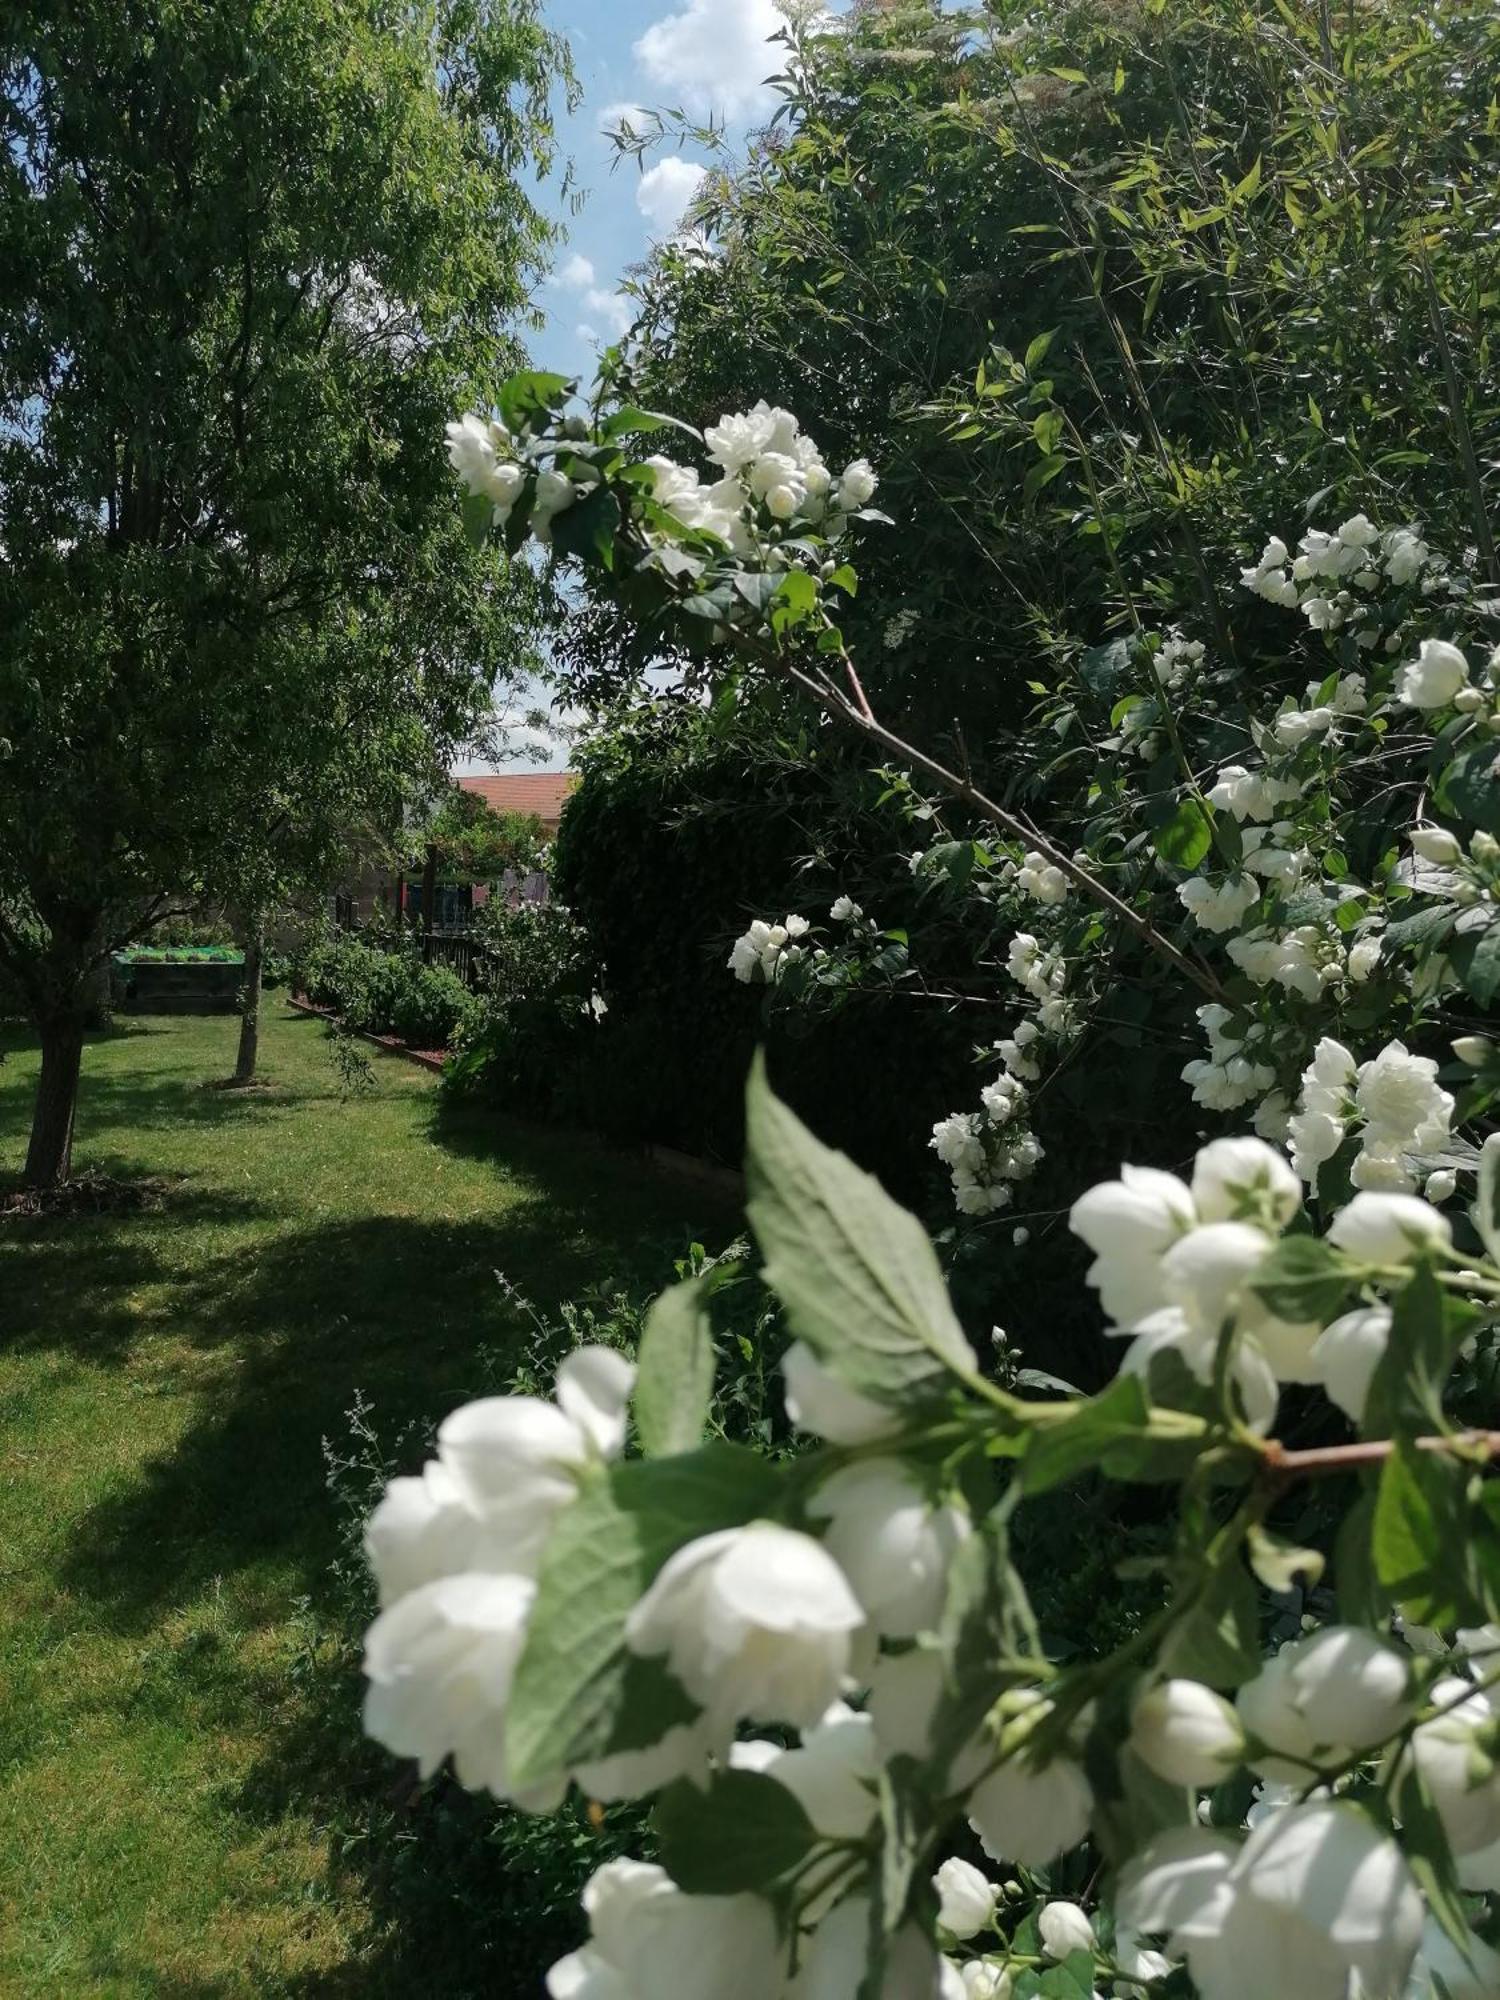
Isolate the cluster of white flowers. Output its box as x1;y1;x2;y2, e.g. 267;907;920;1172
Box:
1240;515;1447;641
1181;1003;1278;1114
1288;1036;1456;1194
1015;849;1069;906
930;1071;1043;1215
728;914;811;985
360;1110;1495;2000
647;402;875;547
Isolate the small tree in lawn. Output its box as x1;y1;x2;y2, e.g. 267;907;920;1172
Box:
0;0;567;1180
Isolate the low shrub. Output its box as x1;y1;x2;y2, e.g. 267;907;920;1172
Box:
293;928;477;1051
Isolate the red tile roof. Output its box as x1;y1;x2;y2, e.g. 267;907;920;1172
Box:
457;771;577;825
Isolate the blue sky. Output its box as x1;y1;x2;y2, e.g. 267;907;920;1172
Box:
464;0;809;771
530;0;798;389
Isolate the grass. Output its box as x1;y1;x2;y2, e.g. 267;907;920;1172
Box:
0;1007;730;1996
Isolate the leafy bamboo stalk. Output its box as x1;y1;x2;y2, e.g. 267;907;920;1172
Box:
1417;238;1500;591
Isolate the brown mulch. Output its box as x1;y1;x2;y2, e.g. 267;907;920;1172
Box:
0;1171;181;1219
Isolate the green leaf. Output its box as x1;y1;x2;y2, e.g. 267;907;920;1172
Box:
602;404;702;443
1477;1134;1500;1263
507;1445;780;1790
460;487;493;550
1250;1236;1351;1322
1022;452;1068;504
1247;1522;1324;1593
1159;1557;1260;1688
634;1277;717;1459
548;485;621;569
1364;1264;1474;1439
1450;919;1500;1008
1024;329;1056;372
655;1769;816;1893
1230;155;1263;203
771;568;820;635
1030;1375;1203;1492
930;1503;1043;1774
1434;739;1500;836
1152;797;1215;871
744;1055;976;1400
1391;1757;1472;1953
1373;1444;1492;1627
498;369;573;434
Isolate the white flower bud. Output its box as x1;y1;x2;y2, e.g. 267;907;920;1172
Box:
1453;1036;1492;1068
1037;1901;1095;1960
1130;1678;1246;1787
933;1857;999;1940
1410;824;1462;864
1327;1192;1454;1265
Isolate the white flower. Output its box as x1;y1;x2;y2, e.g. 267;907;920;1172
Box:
1190;1137;1301;1229
1207;765;1299;824
1069;1165;1195;1326
789;1900;948;2000
1355;1041;1453;1151
624;1522;865;1735
1118;1804;1422;2000
957;1961;1012;2000
731;1702;878;1843
1327;1191;1453;1264
933;1857;999;1941
1273;706;1333;749
1038;1902;1095;1960
782;1341;900;1445
932;1111;988;1173
363;1572;564;1808
1408;1677;1500;1856
1160;1221;1273;1339
1130;1679;1246;1787
834;458;878;509
1384;528;1430;586
1398;637;1469;708
808;1460;969;1638
1236;1628;1412;1781
367;1348;634;1599
830;895;861;922
1347;936;1382;983
704;404;784;471
966;1701;1094;1868
1310;1306;1391;1424
1410;824;1462;865
546;1857;781;2000
1120;1307;1279;1435
1017;850;1070;905
1407;1916;1500;2000
531;468;577;539
1178;875;1260;934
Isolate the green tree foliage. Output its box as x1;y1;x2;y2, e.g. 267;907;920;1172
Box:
0;0;568;1181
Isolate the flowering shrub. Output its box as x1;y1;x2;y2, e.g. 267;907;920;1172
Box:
352;371;1500;1993
360;1055;1500;1998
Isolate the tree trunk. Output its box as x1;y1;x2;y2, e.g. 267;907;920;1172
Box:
234;917;265;1084
24;1016;85;1189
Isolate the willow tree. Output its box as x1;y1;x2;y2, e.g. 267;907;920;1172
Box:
0;0;567;1182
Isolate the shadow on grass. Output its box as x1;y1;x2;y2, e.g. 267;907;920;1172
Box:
56;1203;694;1636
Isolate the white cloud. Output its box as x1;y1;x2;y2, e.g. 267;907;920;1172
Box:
552;251;596;291
597;100;650;135
583;286;633;338
635;157;709;236
633;0;784;121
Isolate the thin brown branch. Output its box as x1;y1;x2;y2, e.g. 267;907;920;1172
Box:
1262;1429;1500;1480
760;641;1227;1002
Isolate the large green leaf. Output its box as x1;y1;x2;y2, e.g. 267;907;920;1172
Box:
743;1054;975;1399
1152;797;1215;870
656;1769;816;1893
507;1445;780;1790
498;369;573;433
634;1276;717;1458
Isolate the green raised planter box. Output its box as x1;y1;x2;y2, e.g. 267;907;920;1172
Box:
111;948;245;1014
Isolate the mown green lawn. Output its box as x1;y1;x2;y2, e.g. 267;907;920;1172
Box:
0;1007;726;1995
